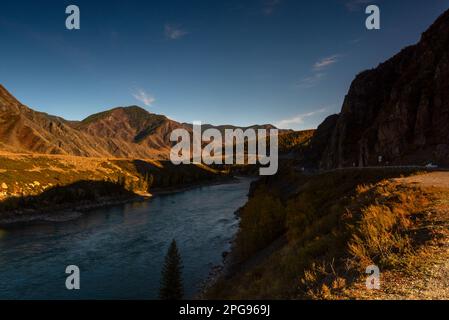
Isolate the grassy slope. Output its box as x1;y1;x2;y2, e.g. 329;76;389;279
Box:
0;154;228;215
278;130;315;153
206;165;441;299
0;129;314;214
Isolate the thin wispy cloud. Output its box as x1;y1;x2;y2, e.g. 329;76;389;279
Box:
164;24;189;40
132;89;155;107
296;54;341;89
262;0;281;16
296;73;326;89
275;108;328;129
314;55;341;70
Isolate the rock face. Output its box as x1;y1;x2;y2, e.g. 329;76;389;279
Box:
300;115;339;168
314;9;449;169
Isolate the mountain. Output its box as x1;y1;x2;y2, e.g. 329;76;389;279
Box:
0;85;189;158
0;85;111;157
0;84;280;159
75;106;190;158
308;9;449;169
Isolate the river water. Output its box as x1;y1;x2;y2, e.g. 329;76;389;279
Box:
0;178;253;299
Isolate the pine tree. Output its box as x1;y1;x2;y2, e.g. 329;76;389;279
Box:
159;239;184;300
147;174;154;190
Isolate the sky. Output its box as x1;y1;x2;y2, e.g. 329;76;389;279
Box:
0;0;448;130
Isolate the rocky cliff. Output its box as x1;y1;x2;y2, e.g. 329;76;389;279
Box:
314;9;449;169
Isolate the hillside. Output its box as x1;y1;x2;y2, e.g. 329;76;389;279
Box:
0;85;285;160
0;85;188;159
76;106;190;159
0;85;111;157
305;9;449;169
205;167;449;299
0;153;228;225
342;172;449;299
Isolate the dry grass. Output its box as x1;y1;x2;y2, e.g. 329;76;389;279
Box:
206;169;439;300
0;154;227;204
301;181;433;299
347;182;431;270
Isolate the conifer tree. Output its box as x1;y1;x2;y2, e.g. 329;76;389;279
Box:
159;239;184;300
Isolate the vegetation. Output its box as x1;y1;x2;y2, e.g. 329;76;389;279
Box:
277;130;314;153
0;154;229;215
79;106;166;128
112;159;226;191
0;154;227;193
0;180;135;217
206;167;436;299
160;240;184;300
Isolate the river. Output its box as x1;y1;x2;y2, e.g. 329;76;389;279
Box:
0;178;253;299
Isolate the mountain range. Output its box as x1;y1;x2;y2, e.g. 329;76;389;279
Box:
0;84;277;159
2;9;449;168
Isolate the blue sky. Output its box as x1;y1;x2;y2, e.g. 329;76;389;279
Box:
1;0;448;129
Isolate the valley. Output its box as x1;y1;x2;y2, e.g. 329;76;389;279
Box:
1;4;449;301
0;153;230;226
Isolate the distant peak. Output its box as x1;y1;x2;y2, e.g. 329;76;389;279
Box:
120;105;153;114
80;104;168;129
104;105;156;116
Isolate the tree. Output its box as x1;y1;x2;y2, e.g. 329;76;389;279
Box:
159;239;184;300
148;174;154;189
145;173;154;190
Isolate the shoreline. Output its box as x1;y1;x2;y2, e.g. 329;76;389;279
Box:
0;195;147;229
196;187;258;298
0;174;256;299
197;175;266;298
149;176;239;196
0;176;239;229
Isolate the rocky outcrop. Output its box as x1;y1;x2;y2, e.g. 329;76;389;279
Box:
315;9;449;169
301;114;339;168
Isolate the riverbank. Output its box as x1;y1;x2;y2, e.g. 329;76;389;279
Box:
0;176;239;229
204;168;448;299
149;176;239;196
0;176;253;299
196;190;257;298
0;194;148;228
